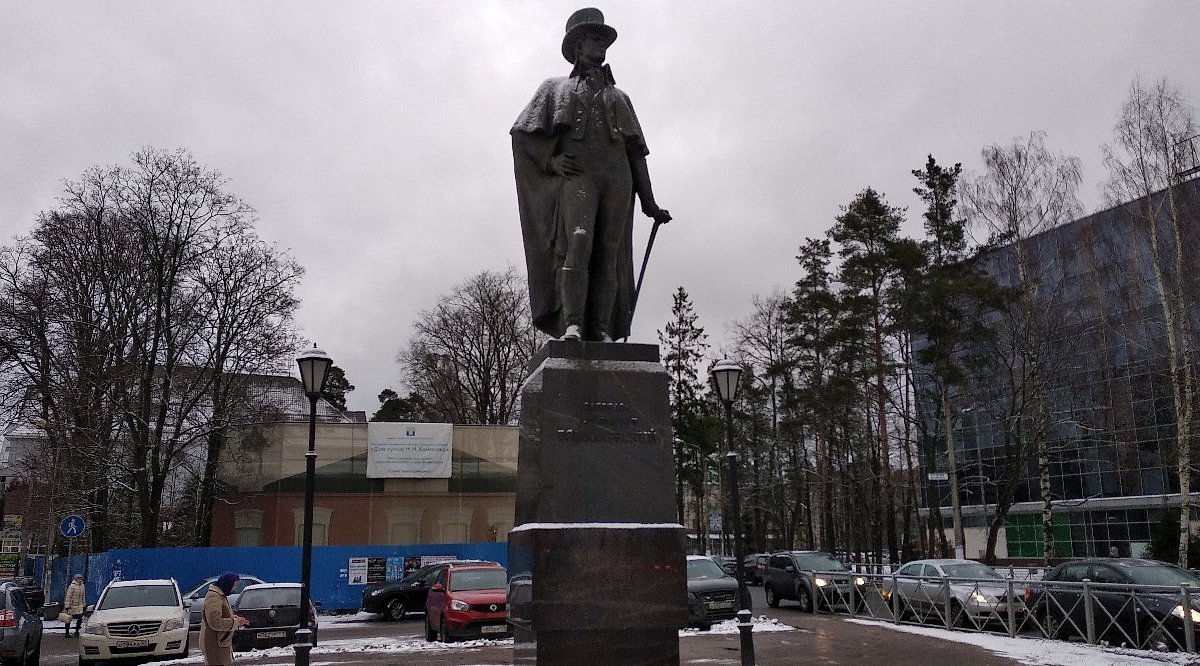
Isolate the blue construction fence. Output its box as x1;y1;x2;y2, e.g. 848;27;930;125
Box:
29;542;507;613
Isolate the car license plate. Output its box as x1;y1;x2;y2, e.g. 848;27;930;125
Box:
708;601;734;610
259;631;287;639
481;624;507;634
115;639;149;648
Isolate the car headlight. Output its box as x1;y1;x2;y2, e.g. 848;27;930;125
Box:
450;599;470;611
83;621;104;635
163;617;185;632
1171;605;1200;622
971;592;990;604
854;577;866;586
814;578;829;587
370;589;385;596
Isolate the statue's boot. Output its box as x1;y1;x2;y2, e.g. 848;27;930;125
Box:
587;272;619;341
559;267;588;340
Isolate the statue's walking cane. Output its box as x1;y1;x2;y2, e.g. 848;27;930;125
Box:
628;218;663;329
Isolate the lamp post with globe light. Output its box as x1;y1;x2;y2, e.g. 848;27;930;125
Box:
710;359;755;666
294;346;332;666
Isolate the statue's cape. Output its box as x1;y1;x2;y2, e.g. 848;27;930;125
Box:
510;76;648;339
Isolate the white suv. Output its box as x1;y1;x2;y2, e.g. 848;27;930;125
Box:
79;578;189;664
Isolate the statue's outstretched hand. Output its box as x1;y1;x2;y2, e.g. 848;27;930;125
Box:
549;153;581;177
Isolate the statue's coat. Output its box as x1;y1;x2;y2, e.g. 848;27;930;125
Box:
511;75;649;339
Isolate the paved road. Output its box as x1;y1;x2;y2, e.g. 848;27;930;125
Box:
39;586;1022;665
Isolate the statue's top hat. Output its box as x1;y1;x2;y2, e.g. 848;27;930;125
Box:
561;8;617;63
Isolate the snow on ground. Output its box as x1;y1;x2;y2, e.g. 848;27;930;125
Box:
146;617;795;663
156;637;517;664
846;618;1200;666
680;616;796;636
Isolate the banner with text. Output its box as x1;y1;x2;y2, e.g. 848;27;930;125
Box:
366;422;454;478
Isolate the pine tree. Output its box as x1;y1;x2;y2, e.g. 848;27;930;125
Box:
323;365;355;412
659;286;717;541
829;188;909;564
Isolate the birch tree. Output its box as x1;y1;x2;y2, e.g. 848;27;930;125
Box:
962;133;1082;564
1102;77;1199;567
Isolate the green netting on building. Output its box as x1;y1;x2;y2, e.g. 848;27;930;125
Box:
1004;513;1072;558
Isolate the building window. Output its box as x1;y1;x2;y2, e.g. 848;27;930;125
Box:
293;507;332;546
234;510;263;547
436;508;473;544
387;508;424;545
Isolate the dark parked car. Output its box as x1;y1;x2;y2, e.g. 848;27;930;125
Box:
764;550;865;612
0;578;44;614
424;563;509;642
231;583;317;652
0;580;42;665
361;560;496;621
686;555;738;629
1031;557;1200;650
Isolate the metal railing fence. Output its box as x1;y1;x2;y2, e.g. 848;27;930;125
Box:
789;570;1199;653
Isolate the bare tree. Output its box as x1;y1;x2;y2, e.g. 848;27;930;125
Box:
962;131;1083;564
398;268;543;425
190;238;304;545
1102;77;1199;567
0;148;303;549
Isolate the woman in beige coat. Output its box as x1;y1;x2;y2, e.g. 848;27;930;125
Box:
200;572;248;666
63;574;86;636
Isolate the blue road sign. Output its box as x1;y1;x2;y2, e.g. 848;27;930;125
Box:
59;514;86;539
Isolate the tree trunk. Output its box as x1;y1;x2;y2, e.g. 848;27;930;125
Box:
1040;436;1053;566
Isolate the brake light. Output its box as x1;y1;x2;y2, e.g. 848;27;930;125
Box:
0;609;15;628
1023;586;1031;604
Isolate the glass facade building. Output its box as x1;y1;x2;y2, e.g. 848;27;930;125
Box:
917;178;1200;559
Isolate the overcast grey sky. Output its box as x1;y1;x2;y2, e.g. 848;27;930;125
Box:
2;1;1197;415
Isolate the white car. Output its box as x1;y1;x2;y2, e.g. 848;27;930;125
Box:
79;578;189;665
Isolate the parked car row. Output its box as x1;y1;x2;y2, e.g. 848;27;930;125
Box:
358;559;512;642
359;559;494;622
753;547;1200;653
72;575;318;663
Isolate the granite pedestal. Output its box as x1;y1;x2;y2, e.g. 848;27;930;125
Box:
508;341;687;665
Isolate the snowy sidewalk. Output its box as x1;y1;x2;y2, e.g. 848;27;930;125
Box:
846;618;1200;666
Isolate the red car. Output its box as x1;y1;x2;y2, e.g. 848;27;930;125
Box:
424;563;510;642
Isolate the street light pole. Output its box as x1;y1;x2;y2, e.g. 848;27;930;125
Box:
711;359;755;666
295;346;332;666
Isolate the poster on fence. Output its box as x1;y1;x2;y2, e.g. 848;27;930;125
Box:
348;555;457;584
366;423;453;478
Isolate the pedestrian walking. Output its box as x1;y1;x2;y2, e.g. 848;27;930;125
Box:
200;572;249;666
63;574;85;636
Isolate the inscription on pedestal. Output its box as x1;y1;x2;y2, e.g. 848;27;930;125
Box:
509;341;686;665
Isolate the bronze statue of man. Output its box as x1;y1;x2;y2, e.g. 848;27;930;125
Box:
512;8;671;342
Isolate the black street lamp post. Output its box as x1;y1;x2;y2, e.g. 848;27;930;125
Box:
294;346;332;666
710;359;755;666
